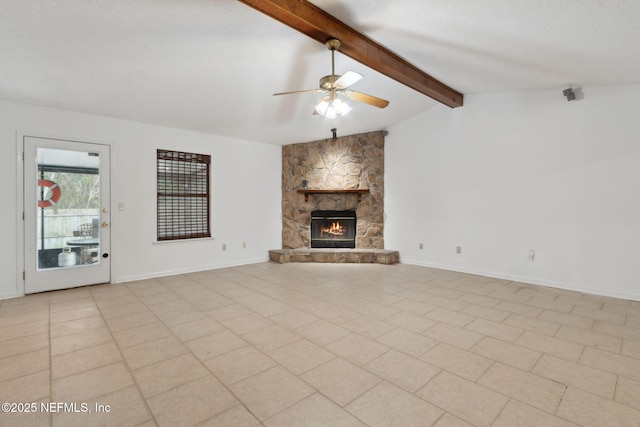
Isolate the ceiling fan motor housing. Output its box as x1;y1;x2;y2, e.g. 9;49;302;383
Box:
320;75;341;90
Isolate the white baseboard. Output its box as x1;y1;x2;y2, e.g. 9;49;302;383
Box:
0;291;20;301
400;258;640;302
112;257;269;284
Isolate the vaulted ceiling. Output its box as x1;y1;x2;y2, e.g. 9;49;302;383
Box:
1;1;639;145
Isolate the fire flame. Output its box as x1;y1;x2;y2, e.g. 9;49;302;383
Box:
321;222;345;236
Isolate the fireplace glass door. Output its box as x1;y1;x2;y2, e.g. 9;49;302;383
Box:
310;210;356;248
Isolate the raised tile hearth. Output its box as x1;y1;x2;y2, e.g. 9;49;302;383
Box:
269;248;399;264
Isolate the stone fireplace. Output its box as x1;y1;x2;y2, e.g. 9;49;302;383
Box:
271;130;398;264
281;130;385;250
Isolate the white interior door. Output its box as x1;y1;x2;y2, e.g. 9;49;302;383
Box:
24;136;110;294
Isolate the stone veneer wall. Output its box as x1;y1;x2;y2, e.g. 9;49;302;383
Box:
282;130;385;249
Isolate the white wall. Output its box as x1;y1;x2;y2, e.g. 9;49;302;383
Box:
386;84;640;301
0;100;282;300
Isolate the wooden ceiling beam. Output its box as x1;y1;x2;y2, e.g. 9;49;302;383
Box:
237;0;463;108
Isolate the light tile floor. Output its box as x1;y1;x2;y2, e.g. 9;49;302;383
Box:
1;262;640;426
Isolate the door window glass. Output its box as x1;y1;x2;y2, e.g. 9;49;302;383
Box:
36;148;100;270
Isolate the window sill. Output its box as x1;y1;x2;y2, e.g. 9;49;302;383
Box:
153;237;215;245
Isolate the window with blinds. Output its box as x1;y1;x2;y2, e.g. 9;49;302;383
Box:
157;149;211;241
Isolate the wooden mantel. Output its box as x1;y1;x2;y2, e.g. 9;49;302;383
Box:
297;188;370;202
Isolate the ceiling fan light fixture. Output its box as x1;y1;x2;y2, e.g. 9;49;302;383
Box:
315;96;351;118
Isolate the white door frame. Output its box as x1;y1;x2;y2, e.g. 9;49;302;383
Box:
17;132;112;296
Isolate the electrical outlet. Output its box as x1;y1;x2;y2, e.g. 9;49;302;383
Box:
242;242;247;249
222;244;227;251
456;246;462;254
419;243;423;250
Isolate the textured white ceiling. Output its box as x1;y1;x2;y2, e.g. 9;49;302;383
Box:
1;1;639;145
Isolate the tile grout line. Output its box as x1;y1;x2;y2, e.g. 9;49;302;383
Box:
90;284;159;427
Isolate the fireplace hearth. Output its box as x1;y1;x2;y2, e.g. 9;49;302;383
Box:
311;210;356;248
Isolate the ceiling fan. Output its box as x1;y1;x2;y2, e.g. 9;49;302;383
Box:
274;39;389;118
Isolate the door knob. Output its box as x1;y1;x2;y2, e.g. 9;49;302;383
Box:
102;222;109;228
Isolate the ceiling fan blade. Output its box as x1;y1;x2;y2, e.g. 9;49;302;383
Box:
344;91;390;108
273;89;323;96
334;71;363;88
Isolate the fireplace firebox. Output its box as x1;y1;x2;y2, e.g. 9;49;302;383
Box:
310;210;356;248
